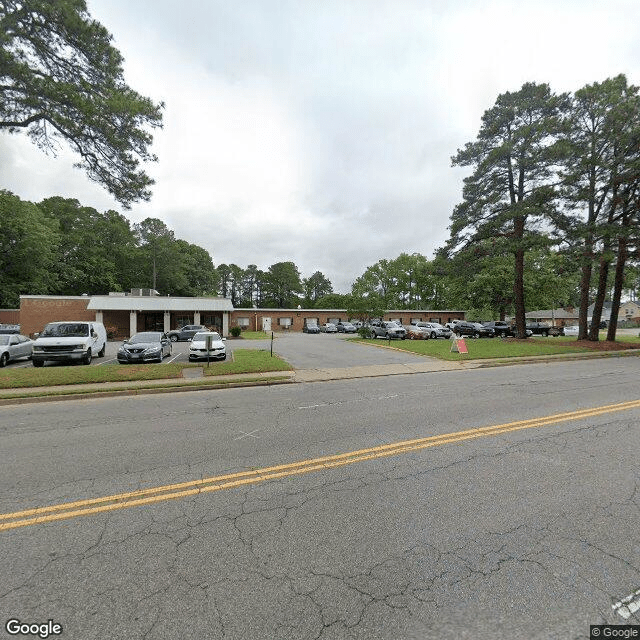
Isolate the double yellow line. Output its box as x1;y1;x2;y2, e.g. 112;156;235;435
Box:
2;398;639;532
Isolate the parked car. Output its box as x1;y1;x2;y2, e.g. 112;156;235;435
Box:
414;322;452;339
525;322;552;337
188;331;226;361
564;325;579;336
404;325;429;340
482;321;514;338
167;325;207;342
117;331;172;363
0;324;20;334
454;321;494;338
336;321;357;333
0;334;33;367
320;323;338;333
444;319;463;331
303;321;320;334
32;321;107;366
369;320;406;339
548;326;564;337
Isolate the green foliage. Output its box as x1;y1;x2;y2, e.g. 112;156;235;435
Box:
261;262;303;307
303;271;333;305
449;82;570;336
230;326;242;337
0;190;59;306
0;0;164;207
347;293;385;324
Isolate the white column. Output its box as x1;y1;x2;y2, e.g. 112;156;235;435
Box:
194;311;201;325
129;311;137;337
95;311;103;324
222;312;229;337
164;311;170;332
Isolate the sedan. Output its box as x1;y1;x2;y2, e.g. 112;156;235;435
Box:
404;325;429;340
117;332;172;363
0;334;33;367
415;322;452;339
189;331;227;361
564;325;579;336
320;323;338;333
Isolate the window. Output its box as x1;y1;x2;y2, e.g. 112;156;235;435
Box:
411;318;421;324
175;316;190;327
327;318;340;324
278;317;293;327
236;317;250;327
430;317;441;323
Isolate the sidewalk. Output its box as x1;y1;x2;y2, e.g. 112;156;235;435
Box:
0;349;638;405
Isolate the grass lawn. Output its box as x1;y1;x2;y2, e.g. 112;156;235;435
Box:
0;350;292;389
351;336;616;361
203;349;292;376
235;331;272;340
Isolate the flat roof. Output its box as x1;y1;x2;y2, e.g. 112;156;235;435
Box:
88;296;233;312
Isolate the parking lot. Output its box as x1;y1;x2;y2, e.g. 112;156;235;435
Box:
2;338;229;369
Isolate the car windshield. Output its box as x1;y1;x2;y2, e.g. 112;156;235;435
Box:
0;336;10;345
129;332;161;343
41;323;89;337
193;333;221;341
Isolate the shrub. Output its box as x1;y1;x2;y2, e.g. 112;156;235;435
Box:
105;326;119;339
357;326;373;339
230;326;242;337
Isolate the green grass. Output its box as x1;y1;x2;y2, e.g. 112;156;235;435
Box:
0;376;292;400
237;331;272;340
203;349;292;376
351;336;597;360
0;350;292;389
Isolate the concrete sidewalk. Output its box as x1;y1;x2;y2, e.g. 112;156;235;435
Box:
0;349;638;405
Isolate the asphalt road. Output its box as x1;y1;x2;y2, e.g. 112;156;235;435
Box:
2;357;640;639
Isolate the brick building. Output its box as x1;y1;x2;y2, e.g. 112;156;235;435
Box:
17;294;466;338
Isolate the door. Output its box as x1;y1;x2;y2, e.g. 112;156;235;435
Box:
262;317;271;332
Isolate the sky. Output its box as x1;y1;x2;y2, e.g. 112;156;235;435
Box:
2;0;640;293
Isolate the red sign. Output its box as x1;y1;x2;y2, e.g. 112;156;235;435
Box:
457;338;468;353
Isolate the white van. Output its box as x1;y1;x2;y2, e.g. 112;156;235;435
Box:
32;321;107;367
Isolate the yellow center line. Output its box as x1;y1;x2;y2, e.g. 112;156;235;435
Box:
2;398;639;532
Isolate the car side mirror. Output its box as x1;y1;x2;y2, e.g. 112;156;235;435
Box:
123;339;129;344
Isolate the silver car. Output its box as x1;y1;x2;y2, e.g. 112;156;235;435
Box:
0;334;33;367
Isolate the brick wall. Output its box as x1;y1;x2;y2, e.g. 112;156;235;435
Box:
230;309;466;332
0;309;20;324
20;296;95;337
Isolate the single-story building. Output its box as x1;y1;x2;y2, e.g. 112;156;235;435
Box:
525;308;579;327
17;293;466;337
19;294;233;338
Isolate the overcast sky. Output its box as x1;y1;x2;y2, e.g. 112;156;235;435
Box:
2;0;639;292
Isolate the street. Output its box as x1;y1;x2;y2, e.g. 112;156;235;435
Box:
1;358;639;639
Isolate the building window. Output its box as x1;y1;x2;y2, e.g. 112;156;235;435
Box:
236;317;250;327
278;317;293;327
175;315;190;327
430;317;441;323
411;317;421;324
328;317;340;324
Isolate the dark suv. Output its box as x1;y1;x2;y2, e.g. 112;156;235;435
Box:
482;321;514;338
167;325;207;342
454;321;494;338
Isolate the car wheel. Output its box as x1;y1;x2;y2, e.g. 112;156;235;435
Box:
542;331;548;337
83;349;92;365
98;344;106;357
170;335;178;342
473;332;480;339
430;331;437;339
500;331;506;338
33;359;44;367
0;353;8;368
409;334;415;340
